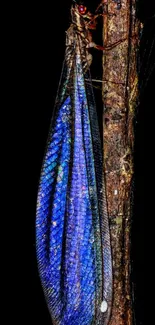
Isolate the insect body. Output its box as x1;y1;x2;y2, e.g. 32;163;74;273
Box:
66;3;104;72
36;2;112;324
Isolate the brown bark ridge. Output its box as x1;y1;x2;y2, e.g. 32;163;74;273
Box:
102;0;142;324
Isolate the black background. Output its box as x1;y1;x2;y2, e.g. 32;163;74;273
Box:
12;0;155;324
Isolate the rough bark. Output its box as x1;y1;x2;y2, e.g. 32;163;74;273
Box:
102;0;141;324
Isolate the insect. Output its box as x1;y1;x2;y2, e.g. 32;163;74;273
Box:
36;1;112;324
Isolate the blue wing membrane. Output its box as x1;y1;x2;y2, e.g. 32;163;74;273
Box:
36;32;112;325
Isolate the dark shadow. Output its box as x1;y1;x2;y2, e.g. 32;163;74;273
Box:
131;2;155;324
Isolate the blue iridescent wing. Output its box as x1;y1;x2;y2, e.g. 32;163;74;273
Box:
36;30;112;324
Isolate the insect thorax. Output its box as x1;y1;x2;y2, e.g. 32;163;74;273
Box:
65;21;91;74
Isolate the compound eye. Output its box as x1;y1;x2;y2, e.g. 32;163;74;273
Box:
78;4;87;15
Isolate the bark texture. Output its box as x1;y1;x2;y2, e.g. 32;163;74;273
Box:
102;0;141;324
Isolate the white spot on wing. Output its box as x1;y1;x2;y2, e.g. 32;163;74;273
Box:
100;300;108;313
